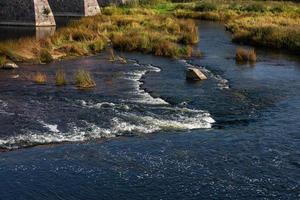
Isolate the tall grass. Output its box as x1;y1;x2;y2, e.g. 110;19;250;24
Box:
236;48;256;63
55;69;67;86
74;69;96;89
0;7;200;63
170;0;300;52
227;15;300;51
33;72;47;84
0;56;6;66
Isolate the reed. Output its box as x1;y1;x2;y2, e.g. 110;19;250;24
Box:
55;69;67;86
33;72;47;84
236;48;256;63
0;7;200;63
0;56;6;66
74;69;96;89
39;49;53;63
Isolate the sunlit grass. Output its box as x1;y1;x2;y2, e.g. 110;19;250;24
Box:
55;69;67;86
236;48;256;63
0;6;199;63
170;0;300;52
33;72;47;84
74;69;96;89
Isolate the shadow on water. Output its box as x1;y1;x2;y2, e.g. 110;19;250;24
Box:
0;16;78;41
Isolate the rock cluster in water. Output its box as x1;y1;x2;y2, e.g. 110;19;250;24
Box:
186;67;207;81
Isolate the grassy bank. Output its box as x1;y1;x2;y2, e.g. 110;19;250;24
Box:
0;0;298;65
149;0;300;52
0;7;198;64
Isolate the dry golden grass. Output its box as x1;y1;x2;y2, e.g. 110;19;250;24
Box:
74;69;96;89
236;48;256;63
0;56;6;66
170;0;300;51
55;69;67;86
33;72;47;84
0;7;199;63
227;15;300;51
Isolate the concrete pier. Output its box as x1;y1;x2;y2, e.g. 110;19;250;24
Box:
0;0;102;26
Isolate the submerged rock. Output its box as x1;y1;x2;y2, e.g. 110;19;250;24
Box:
186;67;207;81
1;61;18;70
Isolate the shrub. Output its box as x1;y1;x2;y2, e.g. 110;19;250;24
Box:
153;41;181;57
244;3;266;13
33;72;47;84
39;49;53;63
180;45;193;57
236;48;256;63
55;69;67;86
194;1;218;12
270;6;284;13
59;44;88;56
74;69;96;88
88;39;105;53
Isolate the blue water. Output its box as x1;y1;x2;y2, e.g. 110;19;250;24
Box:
0;21;299;199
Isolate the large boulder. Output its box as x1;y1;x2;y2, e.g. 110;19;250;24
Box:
186;67;207;81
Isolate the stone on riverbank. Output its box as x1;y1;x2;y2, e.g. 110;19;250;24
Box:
1;61;18;70
186;67;207;81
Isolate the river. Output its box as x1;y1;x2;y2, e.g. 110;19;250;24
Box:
0;21;299;199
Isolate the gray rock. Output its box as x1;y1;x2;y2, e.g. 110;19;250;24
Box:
1;62;18;70
186;67;207;81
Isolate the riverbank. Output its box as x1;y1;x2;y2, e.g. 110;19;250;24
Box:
0;7;198;65
0;0;299;66
149;0;300;52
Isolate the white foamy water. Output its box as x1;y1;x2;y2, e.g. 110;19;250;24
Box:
0;59;215;150
39;120;60;133
80;100;116;109
0;106;215;149
124;63;169;105
180;59;230;90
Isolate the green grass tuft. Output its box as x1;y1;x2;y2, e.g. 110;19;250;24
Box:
74;69;96;89
55;69;67;86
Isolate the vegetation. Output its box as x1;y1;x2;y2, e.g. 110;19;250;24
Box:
0;0;298;66
236;48;256;63
55;69;67;86
74;69;96;89
125;0;299;52
33;72;47;84
39;49;53;63
227;15;300;51
0;7;199;64
168;0;300;52
0;56;6;66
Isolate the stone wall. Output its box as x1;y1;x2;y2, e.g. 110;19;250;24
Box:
48;0;84;16
0;0;55;26
48;0;100;16
0;0;35;25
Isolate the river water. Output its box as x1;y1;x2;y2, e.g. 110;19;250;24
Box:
0;21;299;199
